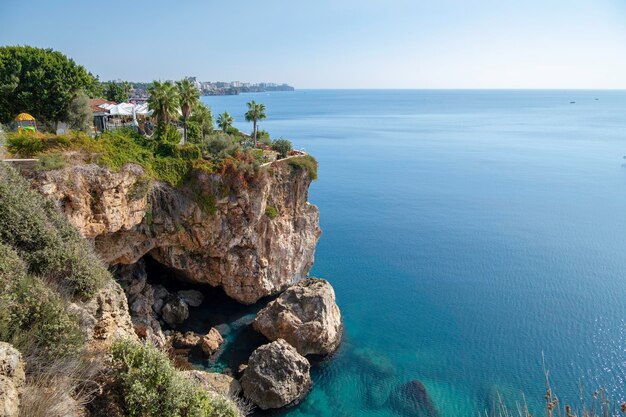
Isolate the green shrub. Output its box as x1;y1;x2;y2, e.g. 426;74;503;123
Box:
6;133;45;156
35;153;66;171
110;340;240;417
265;205;278;219
155;142;177;158
176;143;202;160
128;176;152;202
186;121;201;143
287;155;318;180
271;139;293;159
0;163;107;298
257;129;271;145
153;157;191;188
194;190;217;216
156;123;181;144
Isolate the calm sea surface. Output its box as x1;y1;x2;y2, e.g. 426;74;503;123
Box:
197;90;626;416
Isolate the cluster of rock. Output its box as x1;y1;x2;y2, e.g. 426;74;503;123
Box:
237;278;343;410
116;259;210;347
170;328;224;357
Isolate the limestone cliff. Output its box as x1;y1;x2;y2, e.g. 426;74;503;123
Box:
27;159;321;304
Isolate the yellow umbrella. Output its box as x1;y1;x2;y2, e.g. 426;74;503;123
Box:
15;113;35;122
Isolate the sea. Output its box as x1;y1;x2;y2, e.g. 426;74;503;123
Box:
190;90;626;416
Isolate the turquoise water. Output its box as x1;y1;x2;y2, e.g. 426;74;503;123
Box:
200;90;626;416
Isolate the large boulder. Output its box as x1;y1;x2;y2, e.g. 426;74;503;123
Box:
240;339;311;410
161;297;189;327
253;278;342;356
389;380;440;417
0;342;25;417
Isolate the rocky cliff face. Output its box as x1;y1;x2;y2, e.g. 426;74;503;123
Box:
27;160;320;304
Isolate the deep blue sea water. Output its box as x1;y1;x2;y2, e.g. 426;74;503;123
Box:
198;90;626;416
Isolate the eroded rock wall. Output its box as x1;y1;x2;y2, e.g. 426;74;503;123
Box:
28;160;320;304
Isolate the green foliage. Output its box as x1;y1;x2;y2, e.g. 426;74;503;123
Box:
0;163;108;298
110;340;240;417
217;112;234;132
0;46;101;125
148;81;179;124
153;156;191;188
245;100;267;143
256;129;271;145
265;205;278;219
97;130;154;171
35;153;66;171
0;249;83;361
176;143;202;160
155;123;181;144
205;133;238;158
194;191;217;216
287;155;318;180
67;90;92;132
189;102;213;140
271;138;293;158
6;132;45;156
104;81;130;102
187;120;201;143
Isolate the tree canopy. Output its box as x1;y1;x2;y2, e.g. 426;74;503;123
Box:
147;81;179;125
104;81;131;102
0;46;101;126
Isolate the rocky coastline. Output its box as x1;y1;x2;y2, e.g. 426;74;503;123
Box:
20;156;344;412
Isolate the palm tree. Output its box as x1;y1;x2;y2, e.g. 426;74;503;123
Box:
245;101;266;146
217;112;234;133
176;79;200;144
147;81;179;125
189;102;213;141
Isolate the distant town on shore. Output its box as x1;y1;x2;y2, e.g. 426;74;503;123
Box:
112;77;294;100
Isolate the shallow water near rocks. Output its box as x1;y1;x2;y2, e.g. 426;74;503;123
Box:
196;90;626;416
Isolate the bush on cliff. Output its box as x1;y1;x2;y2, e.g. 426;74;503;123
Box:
110;340;241;417
287;154;318;180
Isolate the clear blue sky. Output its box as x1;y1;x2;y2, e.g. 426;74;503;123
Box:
1;0;625;88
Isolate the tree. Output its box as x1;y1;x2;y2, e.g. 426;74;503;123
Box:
67;91;92;132
147;81;179;125
0;46;101;127
189;102;213;141
176;79;200;144
271;138;293;158
104;81;131;102
245;100;266;146
217;112;234;133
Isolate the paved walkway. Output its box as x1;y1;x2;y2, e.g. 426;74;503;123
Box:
260;152;307;168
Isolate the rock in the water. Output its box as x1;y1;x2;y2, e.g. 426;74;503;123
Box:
389;380;439;417
253;278;342;356
201;328;224;356
161;297;189;326
177;289;204;307
241;339;311;410
0;342;25;417
171;331;201;349
183;370;241;397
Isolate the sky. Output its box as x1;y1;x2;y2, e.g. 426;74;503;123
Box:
1;0;626;89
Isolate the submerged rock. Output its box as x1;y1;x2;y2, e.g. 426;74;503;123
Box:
389;380;440;417
0;342;25;417
241;339;311;410
253;278;342;356
352;347;396;378
161;297;189;326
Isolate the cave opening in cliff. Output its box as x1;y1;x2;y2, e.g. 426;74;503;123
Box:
141;254;273;371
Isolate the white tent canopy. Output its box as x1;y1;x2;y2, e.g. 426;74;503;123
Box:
99;102;153;117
